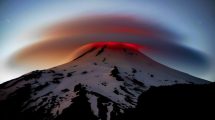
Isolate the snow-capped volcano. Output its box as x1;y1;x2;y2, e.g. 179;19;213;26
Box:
0;42;209;120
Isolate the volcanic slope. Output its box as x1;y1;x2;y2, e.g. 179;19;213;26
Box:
0;42;209;120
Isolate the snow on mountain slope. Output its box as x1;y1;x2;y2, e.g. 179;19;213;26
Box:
0;42;210;120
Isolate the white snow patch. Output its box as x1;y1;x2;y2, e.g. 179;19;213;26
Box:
88;94;99;117
107;102;113;120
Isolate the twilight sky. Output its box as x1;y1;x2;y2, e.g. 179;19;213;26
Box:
0;0;214;83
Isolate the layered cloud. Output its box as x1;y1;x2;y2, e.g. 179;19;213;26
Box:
10;15;210;74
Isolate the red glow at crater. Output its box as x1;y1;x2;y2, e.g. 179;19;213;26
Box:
88;41;146;51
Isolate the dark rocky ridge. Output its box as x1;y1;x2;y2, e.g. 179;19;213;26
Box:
121;83;215;119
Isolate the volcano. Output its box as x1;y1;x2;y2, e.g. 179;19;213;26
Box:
0;42;210;120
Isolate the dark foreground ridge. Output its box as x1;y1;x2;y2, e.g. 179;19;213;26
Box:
0;82;214;120
121;82;215;119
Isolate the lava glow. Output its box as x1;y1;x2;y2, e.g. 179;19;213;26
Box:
89;42;144;51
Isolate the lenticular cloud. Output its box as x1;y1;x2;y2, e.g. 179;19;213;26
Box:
11;15;209;73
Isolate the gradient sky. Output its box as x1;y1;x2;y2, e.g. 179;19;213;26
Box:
0;0;214;83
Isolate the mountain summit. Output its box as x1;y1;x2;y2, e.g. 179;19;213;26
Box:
0;42;209;120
